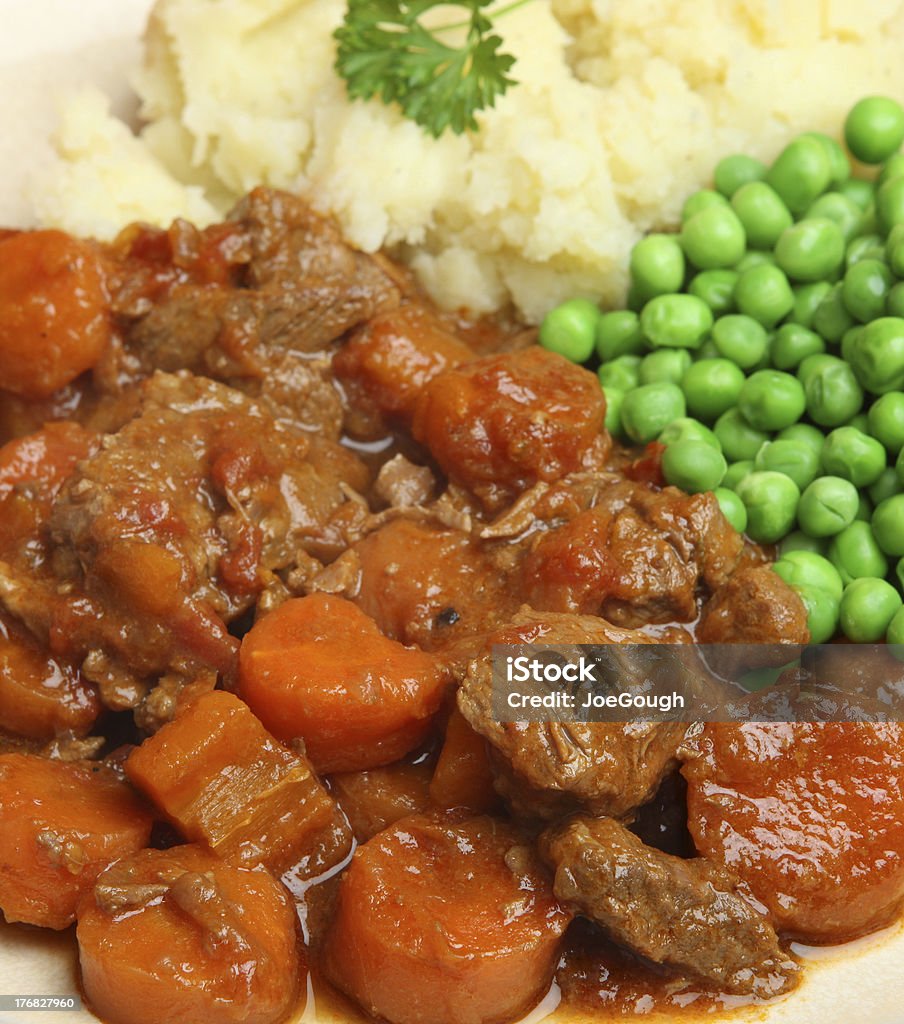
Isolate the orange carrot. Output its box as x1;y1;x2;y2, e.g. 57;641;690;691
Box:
0;754;153;929
238;594;448;773
322;812;570;1024
77;844;301;1024
429;708;499;814
0;232;112;398
0;615;99;739
126;690;352;876
330;758;432;842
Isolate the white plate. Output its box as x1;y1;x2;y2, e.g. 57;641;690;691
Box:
0;3;901;1022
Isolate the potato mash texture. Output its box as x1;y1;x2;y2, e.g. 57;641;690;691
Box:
33;0;904;322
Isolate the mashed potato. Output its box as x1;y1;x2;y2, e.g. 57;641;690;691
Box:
33;0;904;321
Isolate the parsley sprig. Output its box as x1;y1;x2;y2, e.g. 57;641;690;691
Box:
334;1;529;138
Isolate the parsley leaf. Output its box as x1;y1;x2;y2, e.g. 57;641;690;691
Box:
334;1;521;138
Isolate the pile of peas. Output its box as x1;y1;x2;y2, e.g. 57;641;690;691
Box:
539;96;904;646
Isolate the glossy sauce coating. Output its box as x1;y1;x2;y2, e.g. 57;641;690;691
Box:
683;722;904;942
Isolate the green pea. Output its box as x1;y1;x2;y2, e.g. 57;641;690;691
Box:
722;459;755;491
779;530;827;557
620;383;687;444
805;192;862;243
798;475;859;537
630;234;685;300
788;281;832;328
812;282;854;344
845;96;904;164
803;132;851;187
847;411;871;434
680;204;747;270
856;493;872;522
682;189;729;222
792;583;841;643
896;556;904;594
828;521;889;585
836;176;874;210
773;550;844;601
639;348;692;386
688;269;738;316
711;314;768;369
640;294;713;349
595;310;645;361
896;445;904;487
876;176;904;232
731;181;792;251
662;440;727;493
714;409;771;463
887;282;904;319
597;354;641;393
658;417;720;450
734;471;800;543
737;370;806;431
841;259;893;324
871;493;904;555
766;135;832;215
885;223;904;276
714;154;766;198
733;264;794;327
697;338;720;360
602;386;625;436
867;392;904;454
819;426;887;487
626;283;644;312
845;232;885;268
839;577;903;642
774;218;845;283
538;298;600;362
770;323;824;371
713;487;747;533
886;603;904;646
802;356;863;427
754;439;819;491
869;466;901;506
777;422;825;455
734;251;776;273
846;317;904;395
879;154;904;189
680;359;745;422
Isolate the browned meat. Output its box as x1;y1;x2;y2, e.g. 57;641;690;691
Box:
522;482;743;627
412;348;609;510
457;611;688;820
353;518;518;655
698;565;810;646
0;372;368;715
540;815;798;997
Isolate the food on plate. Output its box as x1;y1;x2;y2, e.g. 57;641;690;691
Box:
32;2;904;321
76;844;301;1024
0;34;903;1023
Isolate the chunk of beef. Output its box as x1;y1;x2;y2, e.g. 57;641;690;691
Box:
0;372;368;715
540;815;798;998
457;611;688;820
353;518;518;656
522;482;743;627
412;348;609;510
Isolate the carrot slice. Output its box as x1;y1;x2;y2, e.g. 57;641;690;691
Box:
125;690;352;876
238;594;448;773
0;754;153;929
321;812;570;1024
0;231;111;398
429;707;499;814
77;844;301;1024
0;615;99;739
